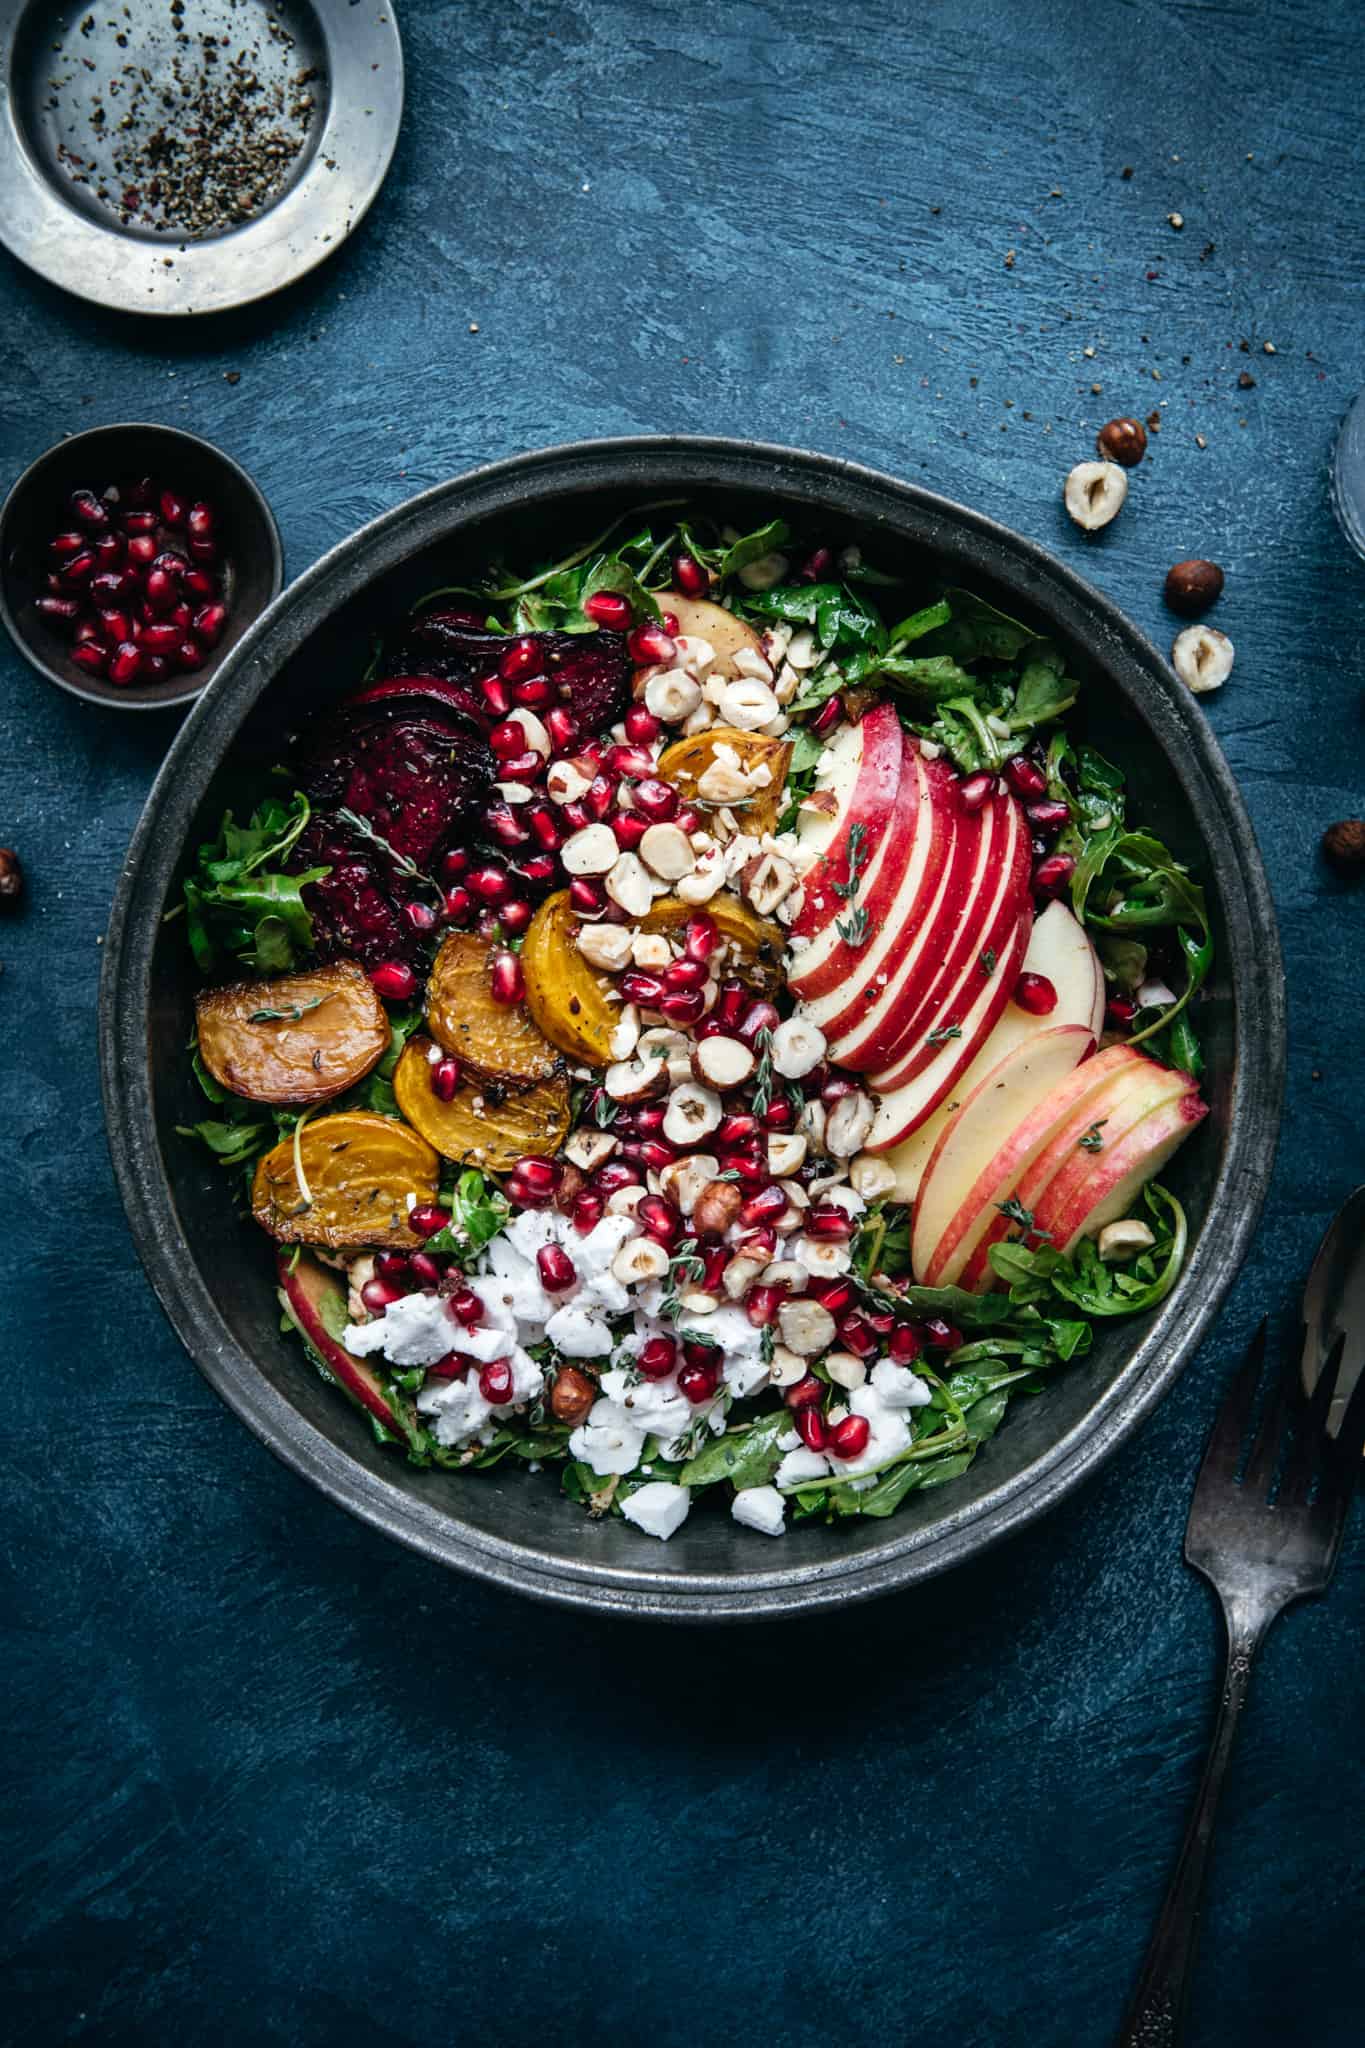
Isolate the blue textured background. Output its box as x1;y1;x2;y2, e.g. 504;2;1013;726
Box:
3;2;1362;2041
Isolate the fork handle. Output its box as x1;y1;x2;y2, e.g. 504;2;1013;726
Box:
1116;1610;1268;2047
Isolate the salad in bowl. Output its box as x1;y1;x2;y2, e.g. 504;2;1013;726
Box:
181;510;1212;1543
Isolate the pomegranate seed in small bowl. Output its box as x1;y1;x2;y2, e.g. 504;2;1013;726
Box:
0;424;281;708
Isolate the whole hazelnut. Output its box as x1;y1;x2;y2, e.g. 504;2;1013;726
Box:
1064;460;1128;532
1164;558;1225;616
1322;820;1365;876
0;848;21;909
549;1366;597;1426
691;1177;744;1236
1096;416;1148;467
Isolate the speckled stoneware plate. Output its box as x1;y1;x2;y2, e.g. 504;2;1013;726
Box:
0;0;402;316
100;438;1286;1621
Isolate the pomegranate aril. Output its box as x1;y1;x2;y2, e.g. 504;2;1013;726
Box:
498;750;543;783
190;536;218;566
425;1353;468;1382
580;773;615;823
73;618;103;643
723;1150;768;1188
479;1358;515;1405
121;509;158;536
69;641;108;676
627;622;677;666
61;551;96;585
537;1243;577;1292
98;609;133;646
35;595;82;629
408;1252;444;1289
442;884;472;923
490;950;524;1004
137;621;182;655
637;1194;681;1246
90;570;134;607
70;488;110;531
370;960;417;1002
374;1250;412;1281
633;1105;666;1136
923;1317;962;1351
659;988;705;1025
498;636;543;681
663;957;706;992
959;771;994;812
678;1358;720;1404
717;1112;758;1147
593;1159;643;1194
807;1276;854;1316
568;877;607;917
1026;798;1071;832
1005;754;1048;799
489;720;526;759
142;654;170;682
619;969;666;1008
513;852;559;886
484;800;531;849
837;1311;877;1355
515;802;556;852
605;744;655;779
673;550;708;597
785;1375;824;1410
192;604;227;647
631;777;679;823
760;1095;795;1131
889;1323;923;1363
93;532;126;571
175;637;206;673
744;1283;786;1328
499;897;532;937
159;489;187;529
796;1406;830;1452
144;568;176;612
182;566;216;600
439;848;470;881
737;999;780;1047
480;674;512;717
559;799;590;835
679;915;716;964
811;694;844;736
431;1056;462;1102
571;1190;605;1234
807;1204;854;1241
1106;993;1138;1026
1032;852;1076;898
1013;971;1058;1015
583;590;632;630
186;501;214;541
830;1414;871;1460
544;706;578;751
610;810;650;851
820;1072;858;1105
636;1138;678;1172
447;1287;484;1326
738;1184;786;1228
49;530;87;560
108;642;143;686
715;982;747;1030
638;1335;677;1380
623;703;662;745
126;533;158;567
361;1276;404;1313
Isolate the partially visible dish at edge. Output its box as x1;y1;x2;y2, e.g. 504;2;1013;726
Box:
178;510;1211;1543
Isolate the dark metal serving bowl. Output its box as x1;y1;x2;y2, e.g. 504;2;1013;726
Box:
99;438;1285;1621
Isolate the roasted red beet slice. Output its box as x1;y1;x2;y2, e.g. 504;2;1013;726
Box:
344;674;490;729
393;613;630;737
300;713;494;881
292;817;417;970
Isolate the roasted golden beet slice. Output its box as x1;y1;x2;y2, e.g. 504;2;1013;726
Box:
656;726;793;835
521;891;617;1067
394;1035;571;1168
424;931;562;1085
195;961;390;1106
642;895;786;994
252;1111;440;1248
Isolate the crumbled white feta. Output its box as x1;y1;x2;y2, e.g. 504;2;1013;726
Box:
731;1486;787;1537
869;1360;933;1410
570;1400;647;1475
776;1445;831;1487
621;1482;691;1541
344;1290;453;1368
839;1383;913;1476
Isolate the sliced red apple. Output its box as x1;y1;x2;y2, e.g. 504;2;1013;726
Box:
860;905;1032;1153
1033;1087;1207;1259
954;1051;1198;1292
798;747;969;1044
789;727;922;999
908;1024;1098;1280
788;704;905;961
864;789;1032;1088
880;901;1102;1199
278;1250;414;1441
655;591;765;677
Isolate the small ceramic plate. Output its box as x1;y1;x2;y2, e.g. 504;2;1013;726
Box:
0;0;403;316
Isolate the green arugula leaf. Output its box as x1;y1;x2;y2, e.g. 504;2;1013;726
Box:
680;1412;788;1491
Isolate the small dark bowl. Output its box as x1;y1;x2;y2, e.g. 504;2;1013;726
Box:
100;438;1285;1620
0;423;283;711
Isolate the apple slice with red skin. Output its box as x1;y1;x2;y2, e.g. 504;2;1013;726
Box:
797;745;967;1043
864;788;1032;1088
908;1023;1098;1280
862;904;1033;1152
954;1051;1200;1293
278;1250;416;1442
788;739;925;1000
881;901;1103;1200
1029;1087;1208;1261
788;703;905;962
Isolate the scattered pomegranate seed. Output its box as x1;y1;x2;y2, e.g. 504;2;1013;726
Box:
638;1335;678;1380
923;1317;962;1351
425;1353;468;1382
61;551;96;584
121;509;158;536
544;706;578;751
837;1310;877;1355
143;568;176;611
70;488;110;532
830;1414;871;1460
442;885;473;923
361;1276;404;1313
659;988;705;1025
811;694;844;736
537;1243;577;1292
137;621;181;656
760;1095;795;1131
497;750;543;784
408;1251;444;1289
584;772;618;821
571;1190;605;1234
888;1323;923;1363
627;622;677;666
806;1204;854;1241
499;897;532;937
514;851;559;886
663;957;706;992
490;950;524;1004
489;720;525;759
98;609;133;646
797;545;833;582
108;642;143;686
1014;971;1058;1015
632;777;679;823
610;810;650;851
512;675;554;710
175;637;206;673
568;877;607;916
159;489;187;529
959;771;995;812
592;1159;643;1194
93;532;126;571
620;969;667;1007
479;1358;515;1404
744;1283;786;1328
737;999;780;1046
35;595;82;629
637;1194;682;1245
126;533;158;568
672;550;708;597
448;1287;484;1326
187;501;214;542
1026;798;1071;832
717;1112;759;1147
738;1184;786;1229
623;703;662;745
785;1375;823;1410
1032;852;1077;898
431;1056;462;1102
806;1276;854;1316
69;641;108;676
1106;993;1138;1027
796;1406;830;1451
479;674;511;716
498;636;543;681
49;530;87;560
370;961;417;1002
678;1357;720;1403
583;590;632;629
607;743;656;779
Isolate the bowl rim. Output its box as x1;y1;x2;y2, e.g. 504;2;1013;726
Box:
98;434;1285;1620
0;420;285;711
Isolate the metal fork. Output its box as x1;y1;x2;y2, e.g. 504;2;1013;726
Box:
1117;1196;1365;2047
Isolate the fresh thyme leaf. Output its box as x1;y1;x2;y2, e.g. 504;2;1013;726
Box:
750;1028;775;1115
1078;1120;1108;1153
594;1092;619;1128
979;948;997;977
246;994;332;1025
336;806;443;905
831;820;870;899
994;1195;1053;1244
925;1021;963;1048
836;905;870;946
